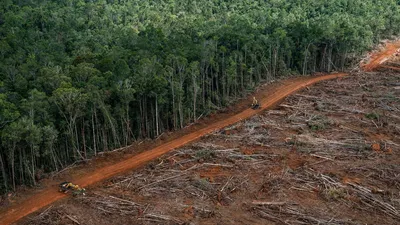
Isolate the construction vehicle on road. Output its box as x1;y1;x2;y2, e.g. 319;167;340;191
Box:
251;96;261;109
59;182;86;196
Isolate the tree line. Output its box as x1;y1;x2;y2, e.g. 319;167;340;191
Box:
0;0;399;193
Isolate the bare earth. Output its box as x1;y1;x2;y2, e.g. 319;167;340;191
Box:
15;45;400;225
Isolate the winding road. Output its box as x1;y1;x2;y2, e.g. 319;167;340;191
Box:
0;41;399;225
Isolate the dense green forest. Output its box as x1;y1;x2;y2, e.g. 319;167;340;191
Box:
0;0;399;193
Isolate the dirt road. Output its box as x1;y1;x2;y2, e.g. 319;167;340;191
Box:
0;41;398;225
363;42;400;71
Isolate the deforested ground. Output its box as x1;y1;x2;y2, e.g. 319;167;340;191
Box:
22;67;400;224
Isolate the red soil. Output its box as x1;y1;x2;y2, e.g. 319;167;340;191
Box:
363;42;400;71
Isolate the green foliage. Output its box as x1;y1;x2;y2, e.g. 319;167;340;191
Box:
365;112;380;120
0;94;20;129
195;149;216;161
0;0;399;193
307;115;331;131
322;187;347;201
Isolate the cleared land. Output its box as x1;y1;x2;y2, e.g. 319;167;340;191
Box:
16;48;400;224
0;73;346;225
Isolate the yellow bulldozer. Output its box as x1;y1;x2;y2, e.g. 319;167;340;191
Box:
251;96;261;109
59;182;86;196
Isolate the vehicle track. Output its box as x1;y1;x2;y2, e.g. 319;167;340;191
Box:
0;41;398;225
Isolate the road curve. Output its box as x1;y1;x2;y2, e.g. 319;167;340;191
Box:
363;42;400;71
1;41;399;225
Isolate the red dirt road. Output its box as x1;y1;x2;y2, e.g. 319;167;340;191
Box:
0;40;399;225
363;42;400;71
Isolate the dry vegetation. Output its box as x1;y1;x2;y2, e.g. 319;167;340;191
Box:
22;66;400;225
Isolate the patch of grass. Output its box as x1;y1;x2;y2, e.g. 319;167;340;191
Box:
193;178;213;191
365;112;380;120
309;123;325;131
286;137;311;153
362;86;371;92
384;93;398;102
195;149;216;160
322;187;347;201
307;115;331;131
287;137;307;147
